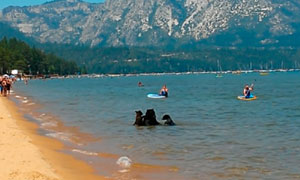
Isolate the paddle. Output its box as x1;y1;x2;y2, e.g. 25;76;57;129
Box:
250;83;254;90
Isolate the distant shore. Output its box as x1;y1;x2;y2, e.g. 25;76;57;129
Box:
0;97;105;180
18;68;300;80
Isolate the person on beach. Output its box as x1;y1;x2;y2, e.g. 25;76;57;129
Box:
243;84;254;98
6;78;12;95
0;75;15;96
0;76;2;95
159;84;168;97
1;78;7;97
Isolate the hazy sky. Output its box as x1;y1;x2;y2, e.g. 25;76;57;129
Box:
0;0;105;10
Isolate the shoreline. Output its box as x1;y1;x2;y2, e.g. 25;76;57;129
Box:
20;68;300;80
3;92;181;180
0;97;106;180
2;72;299;179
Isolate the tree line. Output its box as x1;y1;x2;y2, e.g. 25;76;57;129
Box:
0;37;80;75
2;36;300;75
41;43;300;74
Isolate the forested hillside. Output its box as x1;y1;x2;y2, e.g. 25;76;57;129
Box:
0;37;80;75
42;44;300;74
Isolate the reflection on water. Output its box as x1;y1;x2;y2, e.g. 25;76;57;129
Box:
13;72;300;179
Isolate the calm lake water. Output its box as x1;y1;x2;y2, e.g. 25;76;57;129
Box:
12;72;300;179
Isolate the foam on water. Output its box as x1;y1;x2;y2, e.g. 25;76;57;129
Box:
72;149;98;156
41;121;58;128
46;132;71;142
40;113;46;117
22;100;28;103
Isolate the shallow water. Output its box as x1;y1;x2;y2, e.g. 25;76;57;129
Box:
13;72;300;179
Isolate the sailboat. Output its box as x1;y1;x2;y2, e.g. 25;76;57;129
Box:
216;60;223;78
258;62;269;76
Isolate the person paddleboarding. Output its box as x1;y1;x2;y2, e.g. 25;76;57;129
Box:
243;84;254;98
159;84;168;97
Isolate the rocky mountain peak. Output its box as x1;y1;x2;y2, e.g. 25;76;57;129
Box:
1;0;300;47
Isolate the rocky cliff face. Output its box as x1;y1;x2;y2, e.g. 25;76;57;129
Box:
1;0;300;47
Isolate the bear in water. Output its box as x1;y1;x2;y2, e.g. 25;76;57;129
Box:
133;110;144;126
143;109;161;126
162;114;176;126
134;109;175;126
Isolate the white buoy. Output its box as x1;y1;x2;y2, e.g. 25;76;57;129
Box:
116;156;132;169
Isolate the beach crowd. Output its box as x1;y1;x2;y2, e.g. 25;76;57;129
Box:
0;75;16;97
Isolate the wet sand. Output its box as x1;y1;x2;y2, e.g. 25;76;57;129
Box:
0;97;105;180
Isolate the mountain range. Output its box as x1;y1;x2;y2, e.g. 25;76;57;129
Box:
1;0;300;48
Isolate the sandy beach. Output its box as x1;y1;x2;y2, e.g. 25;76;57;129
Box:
0;97;105;180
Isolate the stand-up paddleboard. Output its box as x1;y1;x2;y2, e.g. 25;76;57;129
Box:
147;94;167;99
237;95;257;101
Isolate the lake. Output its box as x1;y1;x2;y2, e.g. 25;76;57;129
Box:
12;72;300;179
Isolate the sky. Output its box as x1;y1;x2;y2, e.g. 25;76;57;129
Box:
0;0;105;10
